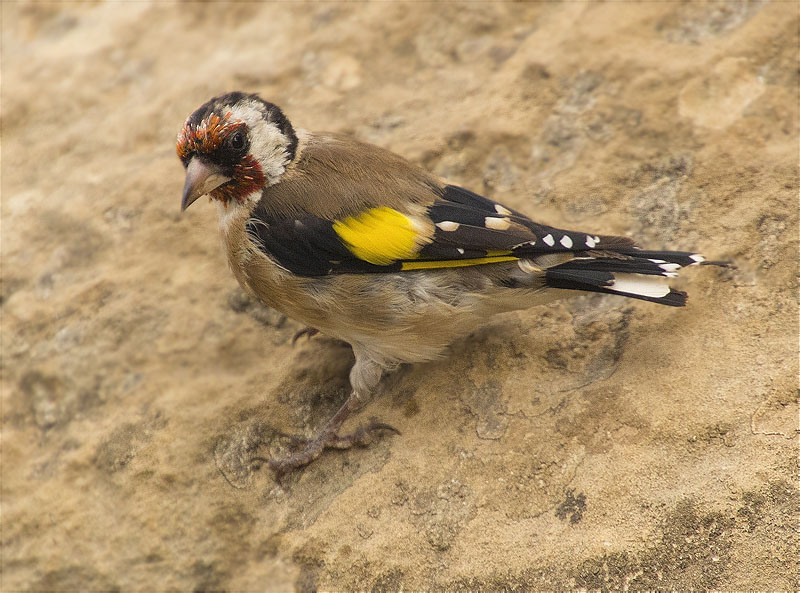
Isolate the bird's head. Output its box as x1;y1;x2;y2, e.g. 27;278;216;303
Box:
176;92;298;211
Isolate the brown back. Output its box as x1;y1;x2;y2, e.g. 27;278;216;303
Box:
259;133;442;220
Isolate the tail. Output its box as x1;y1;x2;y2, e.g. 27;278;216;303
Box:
540;249;730;307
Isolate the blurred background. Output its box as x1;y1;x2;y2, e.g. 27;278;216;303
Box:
2;2;797;591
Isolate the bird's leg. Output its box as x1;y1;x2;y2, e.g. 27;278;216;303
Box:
263;355;398;476
265;393;399;476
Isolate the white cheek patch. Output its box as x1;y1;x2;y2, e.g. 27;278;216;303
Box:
229;102;291;185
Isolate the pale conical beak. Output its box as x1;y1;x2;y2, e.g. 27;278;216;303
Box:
181;157;232;211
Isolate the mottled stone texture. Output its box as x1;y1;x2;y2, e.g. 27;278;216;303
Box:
2;3;797;591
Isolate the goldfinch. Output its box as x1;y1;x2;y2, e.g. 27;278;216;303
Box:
177;92;727;475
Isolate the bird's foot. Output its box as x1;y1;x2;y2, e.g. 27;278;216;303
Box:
292;327;319;345
259;421;400;477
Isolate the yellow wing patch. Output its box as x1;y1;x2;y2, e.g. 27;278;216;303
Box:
333;207;422;265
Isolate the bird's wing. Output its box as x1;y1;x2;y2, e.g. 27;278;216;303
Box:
247;181;692;275
246;136;713;305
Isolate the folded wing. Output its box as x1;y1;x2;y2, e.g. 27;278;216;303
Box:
246;183;722;306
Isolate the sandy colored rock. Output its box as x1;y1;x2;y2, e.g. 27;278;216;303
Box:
2;2;797;591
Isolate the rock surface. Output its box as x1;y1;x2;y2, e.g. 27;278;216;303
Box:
2;2;797;591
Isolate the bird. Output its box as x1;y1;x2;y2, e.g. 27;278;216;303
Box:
176;92;728;475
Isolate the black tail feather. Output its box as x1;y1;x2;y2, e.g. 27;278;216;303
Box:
611;249;705;268
552;257;679;277
544;267;688;307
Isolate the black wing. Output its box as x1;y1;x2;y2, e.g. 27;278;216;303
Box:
246;185;718;306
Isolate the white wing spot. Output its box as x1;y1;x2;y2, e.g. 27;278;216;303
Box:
494;204;512;216
585;235;597;248
436;221;460;231
659;263;681;272
560;235;573;248
690;254;705;264
542;234;555;246
512;239;536;250
485;216;511;230
457;248;465;255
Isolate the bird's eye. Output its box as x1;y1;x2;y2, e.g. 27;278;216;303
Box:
229;131;246;151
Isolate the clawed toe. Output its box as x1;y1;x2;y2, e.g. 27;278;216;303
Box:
248;390;400;477
283;432;313;448
259;421;401;477
292;327;319;345
325;421;401;449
